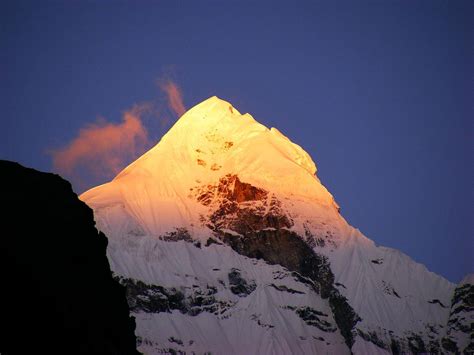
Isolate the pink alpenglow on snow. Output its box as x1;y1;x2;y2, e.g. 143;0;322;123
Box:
81;97;468;354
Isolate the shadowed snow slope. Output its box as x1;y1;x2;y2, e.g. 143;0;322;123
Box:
81;96;468;354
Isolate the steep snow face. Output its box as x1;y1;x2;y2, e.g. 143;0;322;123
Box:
107;237;349;354
81;96;461;354
323;229;455;353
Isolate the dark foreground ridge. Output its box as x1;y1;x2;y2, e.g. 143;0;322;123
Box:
0;161;139;355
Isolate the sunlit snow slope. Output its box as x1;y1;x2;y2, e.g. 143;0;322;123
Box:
81;96;469;354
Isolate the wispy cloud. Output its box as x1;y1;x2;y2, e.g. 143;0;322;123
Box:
159;79;186;117
51;104;150;189
50;78;187;191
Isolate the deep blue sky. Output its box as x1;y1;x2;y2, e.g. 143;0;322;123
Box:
1;1;472;282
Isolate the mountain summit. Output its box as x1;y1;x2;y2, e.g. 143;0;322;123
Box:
81;97;471;354
82;96;339;239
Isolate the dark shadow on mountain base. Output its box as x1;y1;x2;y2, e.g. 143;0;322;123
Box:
0;160;139;355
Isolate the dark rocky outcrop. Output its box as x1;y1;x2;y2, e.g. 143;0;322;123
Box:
328;290;361;348
269;283;305;294
119;277;187;314
221;229;334;297
442;281;474;353
428;299;447;308
390;337;402;355
250;314;275;329
441;337;459;353
356;329;387;350
118;276;234;317
228;268;256;296
194;174;362;348
407;334;427;354
219;229;361;347
381;280;401;298
194;174;293;234
285;306;336;332
451;283;474;315
0;161;139;355
160;227;201;248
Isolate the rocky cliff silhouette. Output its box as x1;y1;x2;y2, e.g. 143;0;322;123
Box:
0;160;139;354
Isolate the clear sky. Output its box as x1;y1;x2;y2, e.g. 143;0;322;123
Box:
1;0;472;282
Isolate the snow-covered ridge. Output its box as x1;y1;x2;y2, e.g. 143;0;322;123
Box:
460;273;474;286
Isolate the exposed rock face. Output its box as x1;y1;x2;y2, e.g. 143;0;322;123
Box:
442;278;474;353
287;306;336;332
117;276;235;317
206;176;361;348
0;161;139;355
220;229;333;297
228;268;257;296
195;174;293;234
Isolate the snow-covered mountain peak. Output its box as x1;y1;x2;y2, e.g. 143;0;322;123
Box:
82;97;342;240
80;97;463;354
147;95;317;177
165;95;246;134
105;96;318;189
181;95;243;119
